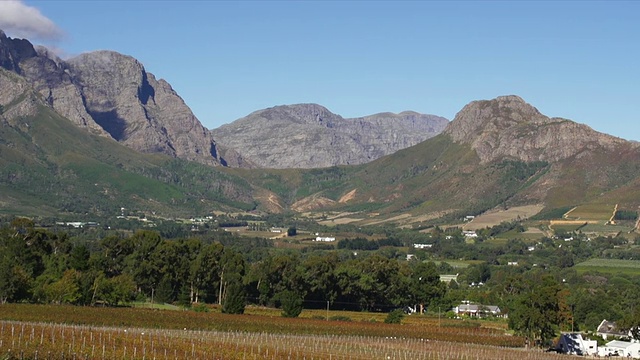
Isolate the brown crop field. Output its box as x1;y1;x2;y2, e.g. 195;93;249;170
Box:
463;205;544;230
0;304;580;359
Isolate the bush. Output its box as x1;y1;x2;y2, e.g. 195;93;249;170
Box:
384;309;405;324
193;303;209;313
278;290;303;318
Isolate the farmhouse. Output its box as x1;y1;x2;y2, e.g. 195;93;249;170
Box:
597;319;629;340
413;243;433;249
463;231;478;238
556;333;598;356
314;237;335;242
454;302;503;318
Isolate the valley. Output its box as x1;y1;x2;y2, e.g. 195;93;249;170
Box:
1;27;640;359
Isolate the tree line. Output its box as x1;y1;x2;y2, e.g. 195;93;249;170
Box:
3;217;640;347
0;219;446;314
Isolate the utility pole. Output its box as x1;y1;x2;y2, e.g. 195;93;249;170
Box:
326;300;329;321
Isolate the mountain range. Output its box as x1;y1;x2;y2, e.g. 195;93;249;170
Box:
212;104;447;168
0;30;447;170
1;29;639;224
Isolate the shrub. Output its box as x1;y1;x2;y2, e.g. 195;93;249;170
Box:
193;303;209;313
278;290;303;318
384;309;405;324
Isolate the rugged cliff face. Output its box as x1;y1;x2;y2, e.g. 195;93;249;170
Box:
212;104;448;169
0;30;238;167
444;95;629;163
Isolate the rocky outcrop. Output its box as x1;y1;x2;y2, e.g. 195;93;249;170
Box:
212;104;448;168
0;30;234;167
444;95;630;163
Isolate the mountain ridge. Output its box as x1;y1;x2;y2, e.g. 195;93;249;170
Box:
2;30;640;224
0;31;243;167
444;95;631;163
212;103;448;168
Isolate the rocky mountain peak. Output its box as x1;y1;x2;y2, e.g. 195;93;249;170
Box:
212;104;448;168
0;30;38;74
0;29;241;167
253;103;342;127
444;95;550;142
444;95;628;163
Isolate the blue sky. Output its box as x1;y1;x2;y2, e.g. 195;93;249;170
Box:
4;1;640;140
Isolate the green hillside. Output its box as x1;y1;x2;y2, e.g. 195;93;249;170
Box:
2;71;640;224
0;93;256;217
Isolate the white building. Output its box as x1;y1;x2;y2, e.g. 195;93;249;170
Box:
413;243;433;249
599;340;640;358
453;302;503;318
557;333;598;356
314;237;335;242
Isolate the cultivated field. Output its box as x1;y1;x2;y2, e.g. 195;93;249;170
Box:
0;305;578;360
463;205;544;231
563;204;616;222
0;320;577;360
574;258;640;276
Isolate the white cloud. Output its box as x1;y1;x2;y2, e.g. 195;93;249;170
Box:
0;0;63;41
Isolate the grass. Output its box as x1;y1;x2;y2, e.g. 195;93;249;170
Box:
580;223;634;234
550;223;586;232
574;258;640;276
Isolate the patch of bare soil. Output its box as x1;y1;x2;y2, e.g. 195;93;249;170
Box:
254;189;285;213
291;194;336;212
338;189;357;203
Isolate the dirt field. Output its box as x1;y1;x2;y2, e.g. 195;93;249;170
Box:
463;204;544;230
318;217;363;226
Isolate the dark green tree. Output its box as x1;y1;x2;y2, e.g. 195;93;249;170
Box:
69;245;90;271
410;261;446;314
287;227;297;236
619;307;640;341
508;275;567;346
221;281;246;314
279;290;303;318
190;242;224;303
154;276;174;304
302;253;338;306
